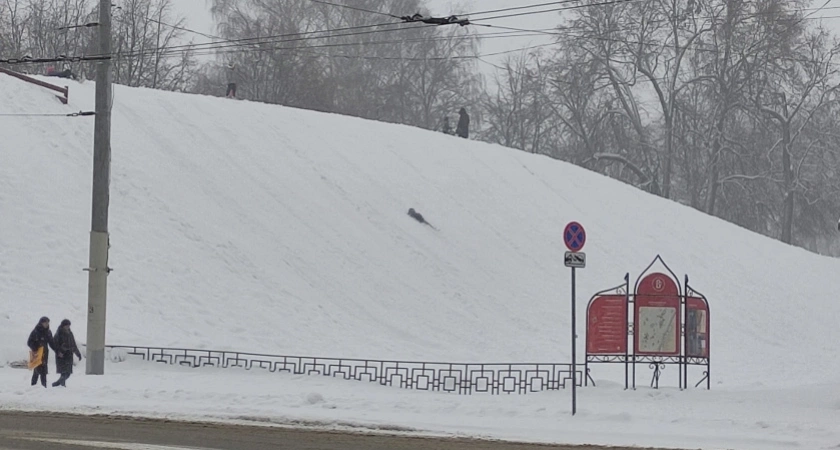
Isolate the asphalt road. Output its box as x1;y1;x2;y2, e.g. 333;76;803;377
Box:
0;412;676;450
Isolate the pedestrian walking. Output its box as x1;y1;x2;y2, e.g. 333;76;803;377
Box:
27;317;57;388
53;319;83;387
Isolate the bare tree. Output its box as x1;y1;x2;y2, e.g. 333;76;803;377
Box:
111;0;196;90
750;21;840;243
1;0;32;61
206;0;480;129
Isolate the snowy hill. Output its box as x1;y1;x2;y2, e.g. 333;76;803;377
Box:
2;73;840;392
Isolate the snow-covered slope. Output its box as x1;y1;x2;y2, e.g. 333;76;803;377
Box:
1;74;839;390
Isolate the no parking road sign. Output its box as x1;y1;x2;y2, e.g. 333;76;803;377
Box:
563;221;587;416
564;221;586;252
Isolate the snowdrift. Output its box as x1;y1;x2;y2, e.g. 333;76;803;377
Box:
2;73;839;388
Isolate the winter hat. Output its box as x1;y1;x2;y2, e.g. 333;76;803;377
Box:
39;316;50;324
60;319;71;327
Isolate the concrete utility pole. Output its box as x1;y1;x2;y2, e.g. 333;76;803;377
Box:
86;0;112;375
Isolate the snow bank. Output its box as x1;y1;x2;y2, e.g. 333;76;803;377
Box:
1;361;838;450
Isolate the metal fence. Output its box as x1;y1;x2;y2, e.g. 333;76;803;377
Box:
106;345;581;395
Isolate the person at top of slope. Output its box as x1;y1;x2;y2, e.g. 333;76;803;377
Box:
455;107;470;139
225;63;239;99
27;316;57;388
441;115;453;135
53;319;83;387
45;65;75;80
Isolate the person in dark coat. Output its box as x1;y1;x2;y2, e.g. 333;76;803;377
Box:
455;107;470;139
53;319;83;387
27;316;57;387
46;65;74;79
408;208;437;230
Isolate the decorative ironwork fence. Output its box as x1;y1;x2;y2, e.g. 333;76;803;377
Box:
106;345;581;395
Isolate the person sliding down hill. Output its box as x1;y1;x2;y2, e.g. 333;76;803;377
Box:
408;208;437;230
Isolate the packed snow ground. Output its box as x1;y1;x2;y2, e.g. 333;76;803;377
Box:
1;74;840;449
1;360;839;450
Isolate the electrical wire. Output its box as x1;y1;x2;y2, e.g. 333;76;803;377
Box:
475;22;840;70
5;0;838;66
40;0;640;62
469;0;648;22
119;22;431;60
465;0;583;17
111;18;407;56
96;0;642;62
307;0;402;19
0;111;94;117
0;55;110;65
143;15;534;51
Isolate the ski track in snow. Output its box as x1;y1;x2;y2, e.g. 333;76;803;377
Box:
2;74;840;449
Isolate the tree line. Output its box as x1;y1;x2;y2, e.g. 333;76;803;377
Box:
1;0;838;255
482;0;840;255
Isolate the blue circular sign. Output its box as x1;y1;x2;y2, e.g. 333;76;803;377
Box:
564;221;586;252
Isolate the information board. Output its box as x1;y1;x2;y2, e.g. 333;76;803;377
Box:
634;273;680;356
586;295;628;355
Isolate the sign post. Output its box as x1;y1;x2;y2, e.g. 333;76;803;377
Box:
563;221;586;415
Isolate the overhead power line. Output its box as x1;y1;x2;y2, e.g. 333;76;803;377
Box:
466;0;583;17
4;0;837;67
0;55;110;65
56;22;99;31
144;17;220;42
108;19;406;56
476;22;840;69
0;111;94;117
120;22;431;60
400;13;470;26
469;0;648;22
307;0;401;19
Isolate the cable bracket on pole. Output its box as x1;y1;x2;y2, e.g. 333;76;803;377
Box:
57;22;100;30
400;13;470;26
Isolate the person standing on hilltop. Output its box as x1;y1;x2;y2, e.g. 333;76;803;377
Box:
442;115;453;135
456;107;470;139
225;63;239;98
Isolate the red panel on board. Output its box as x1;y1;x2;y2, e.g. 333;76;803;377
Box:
587;295;628;355
685;297;710;358
634;273;681;356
